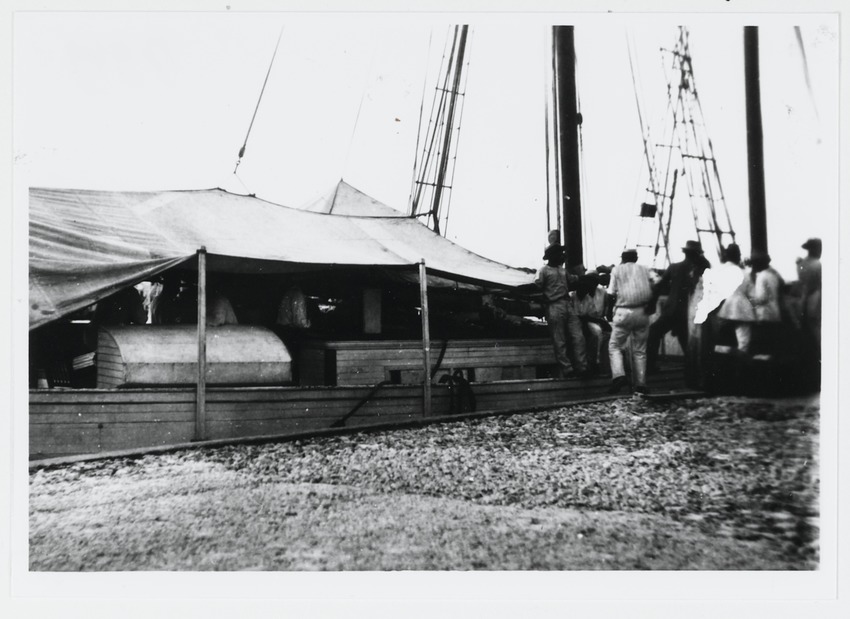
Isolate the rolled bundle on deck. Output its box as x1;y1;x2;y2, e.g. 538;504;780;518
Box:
97;325;292;388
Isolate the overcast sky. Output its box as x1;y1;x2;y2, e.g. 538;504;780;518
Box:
14;11;839;279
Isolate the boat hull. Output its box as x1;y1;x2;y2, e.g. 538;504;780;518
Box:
29;369;685;459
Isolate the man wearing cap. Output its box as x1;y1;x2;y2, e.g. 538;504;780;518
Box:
647;240;711;373
534;241;588;379
606;249;654;394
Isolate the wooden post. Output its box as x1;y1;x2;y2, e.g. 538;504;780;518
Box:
195;247;207;441
419;260;432;417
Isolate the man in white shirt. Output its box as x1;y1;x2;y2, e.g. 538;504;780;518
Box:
746;250;784;355
607;249;654;394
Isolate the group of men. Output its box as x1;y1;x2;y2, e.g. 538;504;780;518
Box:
534;239;656;390
534;235;822;395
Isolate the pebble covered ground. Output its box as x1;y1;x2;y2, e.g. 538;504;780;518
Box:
29;395;819;571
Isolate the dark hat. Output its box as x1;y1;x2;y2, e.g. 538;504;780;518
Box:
543;242;565;260
579;271;600;287
621;248;638;259
802;237;822;252
682;240;704;254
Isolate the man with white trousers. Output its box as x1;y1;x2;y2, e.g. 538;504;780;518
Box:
606;249;655;395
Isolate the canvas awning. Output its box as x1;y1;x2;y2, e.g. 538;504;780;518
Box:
29;185;535;329
300;179;406;216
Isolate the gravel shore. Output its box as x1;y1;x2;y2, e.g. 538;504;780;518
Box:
29;395;819;570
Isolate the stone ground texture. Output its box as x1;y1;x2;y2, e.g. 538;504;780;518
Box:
29;395;819;570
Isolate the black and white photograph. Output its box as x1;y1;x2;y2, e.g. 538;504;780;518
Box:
5;2;848;618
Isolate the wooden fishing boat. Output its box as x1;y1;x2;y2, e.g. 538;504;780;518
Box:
28;26;693;460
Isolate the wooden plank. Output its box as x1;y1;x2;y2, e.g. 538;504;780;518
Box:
332;348;553;365
206;400;433;423
329;344;553;358
207;412;422;438
30;405;196;424
206;389;448;415
30;400;196;415
30;421;195;457
302;338;553;351
30;389;196;405
205;384;441;402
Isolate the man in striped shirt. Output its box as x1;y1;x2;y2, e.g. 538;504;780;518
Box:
606;249;654;394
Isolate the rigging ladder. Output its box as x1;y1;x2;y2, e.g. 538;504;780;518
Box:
408;25;471;236
628;26;736;268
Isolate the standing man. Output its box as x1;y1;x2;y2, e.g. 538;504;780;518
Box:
607;249;655;394
714;244;756;353
747;250;784;354
569;271;611;376
797;238;822;352
647;240;711;373
535;241;588;379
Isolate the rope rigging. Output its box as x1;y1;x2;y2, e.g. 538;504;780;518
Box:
576;64;596;269
410;27;455;216
342;43;380;175
440;28;473;237
409;25;471;236
625;27;736;268
407;29;435;216
794;25;821;135
233;27;285;175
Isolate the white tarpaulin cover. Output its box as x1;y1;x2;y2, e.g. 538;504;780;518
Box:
301;179;406;216
30;185;534;329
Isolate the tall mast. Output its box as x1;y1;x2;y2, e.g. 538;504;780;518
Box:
430;25;469;235
409;25;470;235
553;25;583;269
744;26;768;254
